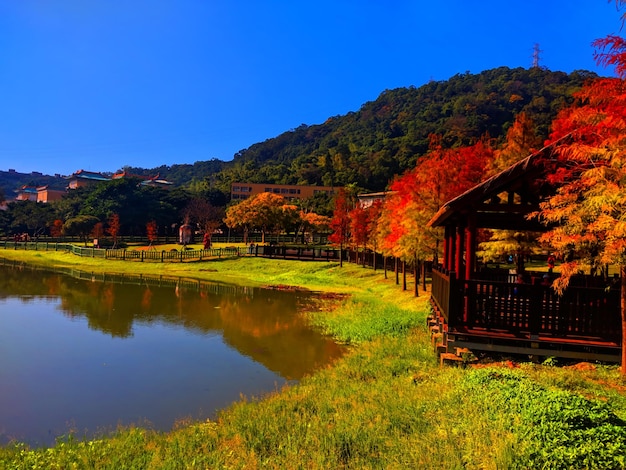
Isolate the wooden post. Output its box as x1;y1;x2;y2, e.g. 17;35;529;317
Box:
465;212;476;281
448;271;458;329
447;226;456;272
455;225;464;281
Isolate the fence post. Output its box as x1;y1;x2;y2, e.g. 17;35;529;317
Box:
141;251;144;262
161;251;165;262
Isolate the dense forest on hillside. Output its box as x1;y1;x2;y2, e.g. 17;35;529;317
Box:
0;67;597;199
210;66;596;193
0;171;64;201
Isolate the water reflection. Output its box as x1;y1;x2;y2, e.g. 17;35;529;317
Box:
0;262;345;446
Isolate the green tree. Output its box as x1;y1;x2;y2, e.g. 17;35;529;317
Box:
63;215;100;245
7;200;55;239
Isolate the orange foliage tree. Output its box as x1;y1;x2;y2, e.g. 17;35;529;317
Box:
536;19;626;372
224;192;296;244
299;211;330;244
480;112;544;268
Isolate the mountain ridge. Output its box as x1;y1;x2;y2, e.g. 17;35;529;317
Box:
0;66;598;199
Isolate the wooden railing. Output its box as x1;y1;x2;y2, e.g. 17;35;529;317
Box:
104;246;242;261
431;267;461;326
464;278;621;342
256;245;340;261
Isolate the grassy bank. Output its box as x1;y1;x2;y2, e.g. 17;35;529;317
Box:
1;249;626;468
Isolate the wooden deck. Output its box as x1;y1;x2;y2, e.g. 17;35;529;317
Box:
430;267;622;363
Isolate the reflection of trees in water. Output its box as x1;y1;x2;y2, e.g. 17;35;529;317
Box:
0;264;345;379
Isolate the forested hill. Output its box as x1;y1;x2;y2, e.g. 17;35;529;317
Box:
8;66;595;199
209;67;596;193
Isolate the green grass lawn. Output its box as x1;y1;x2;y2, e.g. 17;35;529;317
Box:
1;248;626;469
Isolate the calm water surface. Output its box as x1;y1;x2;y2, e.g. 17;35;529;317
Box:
0;263;345;446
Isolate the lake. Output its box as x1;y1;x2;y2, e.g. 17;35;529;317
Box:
0;262;345;447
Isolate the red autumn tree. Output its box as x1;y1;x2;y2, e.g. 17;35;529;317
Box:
183;198;224;247
328;188;353;267
50;219;64;238
106;213;121;248
349;204;371;266
146;220;158;248
380;135;494;265
366;199;384;270
90;222;104;247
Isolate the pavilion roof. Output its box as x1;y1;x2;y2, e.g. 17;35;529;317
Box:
426;138;568;231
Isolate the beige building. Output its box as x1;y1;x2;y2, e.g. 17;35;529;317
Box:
356;191;394;208
36;185;65;202
14;185;65;203
231;182;338;201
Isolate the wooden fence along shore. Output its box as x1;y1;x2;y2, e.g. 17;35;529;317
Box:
0;240;344;263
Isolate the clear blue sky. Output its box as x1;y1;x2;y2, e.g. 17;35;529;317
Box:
0;1;622;176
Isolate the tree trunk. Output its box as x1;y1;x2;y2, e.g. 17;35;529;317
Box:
402;260;407;291
395;257;399;285
414;258;419;297
619;265;626;375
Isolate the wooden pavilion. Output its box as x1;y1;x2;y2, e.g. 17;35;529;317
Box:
427;147;622;363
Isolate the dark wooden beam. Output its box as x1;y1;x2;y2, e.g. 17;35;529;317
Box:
474;202;539;215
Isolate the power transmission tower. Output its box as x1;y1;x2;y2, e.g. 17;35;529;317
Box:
532;43;542;68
